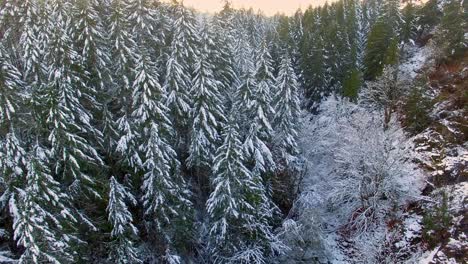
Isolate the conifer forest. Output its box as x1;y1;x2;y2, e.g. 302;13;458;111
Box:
0;0;466;263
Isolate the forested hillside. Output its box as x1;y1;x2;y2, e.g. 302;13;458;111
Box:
0;0;466;263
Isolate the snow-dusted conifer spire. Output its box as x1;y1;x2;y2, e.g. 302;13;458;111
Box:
274;54;301;168
187;23;226;169
107;176;141;264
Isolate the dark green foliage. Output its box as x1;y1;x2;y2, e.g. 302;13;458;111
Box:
403;84;433;135
342;67;362;100
364;19;393;79
401;2;417;43
384;37;400;66
422;192;453;248
417;0;442;32
434;0;467;59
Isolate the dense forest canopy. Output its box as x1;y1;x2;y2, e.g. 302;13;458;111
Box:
0;0;466;263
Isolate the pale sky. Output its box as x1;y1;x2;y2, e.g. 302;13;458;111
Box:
167;0;327;16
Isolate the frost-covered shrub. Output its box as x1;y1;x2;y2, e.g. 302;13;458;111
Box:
277;191;329;263
309;96;421;235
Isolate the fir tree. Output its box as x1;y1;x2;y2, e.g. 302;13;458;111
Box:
18;0;44;82
363;19;393;79
0;42;27;197
42;0;104;198
12;144;77;263
129;38;194;257
207;120;283;263
72;0;109;91
141;123;194;258
127;0;157;46
401;1;417;44
107;176;141;264
435;0;466;58
273;54;301;168
0;43;24;130
108;0;139;160
164;1;198;149
233;30;256;135
364;0;402;80
211;4;237;108
244;41;276;174
187;25;225;169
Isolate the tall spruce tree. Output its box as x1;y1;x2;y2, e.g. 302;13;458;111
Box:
244;41;276;174
207;120;283;263
435;0;466;58
164;1;198;150
12;144;77;263
129;36;194;258
107;176;141;264
42;0;104;198
187;25;225;169
0;42;27;202
273;54;301;168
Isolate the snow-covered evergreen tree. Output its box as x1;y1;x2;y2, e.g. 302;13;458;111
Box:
107;0;139;160
164;1;198;148
211;3;237;107
0;42;27;198
207;120;284;263
72;0;109;89
187;25;225;169
128;37;194;258
107;176;141;264
273;54;301;168
141;123;194;259
42;0;104;198
233;30;256;135
72;0;110;106
18;0;44;82
0;0;21;54
0;43;24;130
127;0;157;45
244;41;276;174
12;144;77;263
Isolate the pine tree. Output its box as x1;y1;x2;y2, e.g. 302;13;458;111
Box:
401;1;417;44
107;176;141;264
42;0;104;198
0;0;21;55
0;43;24;131
72;0;110;91
364;0;402;80
211;4;237;109
380;0;403;36
0;43;27;195
207;120;284;263
435;0;466;58
18;0;44;82
127;0;158;46
187;25;225;169
129;39;194;257
141;124;194;258
356;0;370;70
363;19;393;79
116;113;141;170
273;54;301;168
164;1;198;149
343;68;362;100
233;30;256;135
12;144;77;263
108;0;138;159
244;41;276;174
108;0;136;107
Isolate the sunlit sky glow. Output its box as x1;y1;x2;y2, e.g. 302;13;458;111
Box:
165;0;328;16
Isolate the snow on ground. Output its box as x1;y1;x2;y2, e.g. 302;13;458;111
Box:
399;44;432;80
